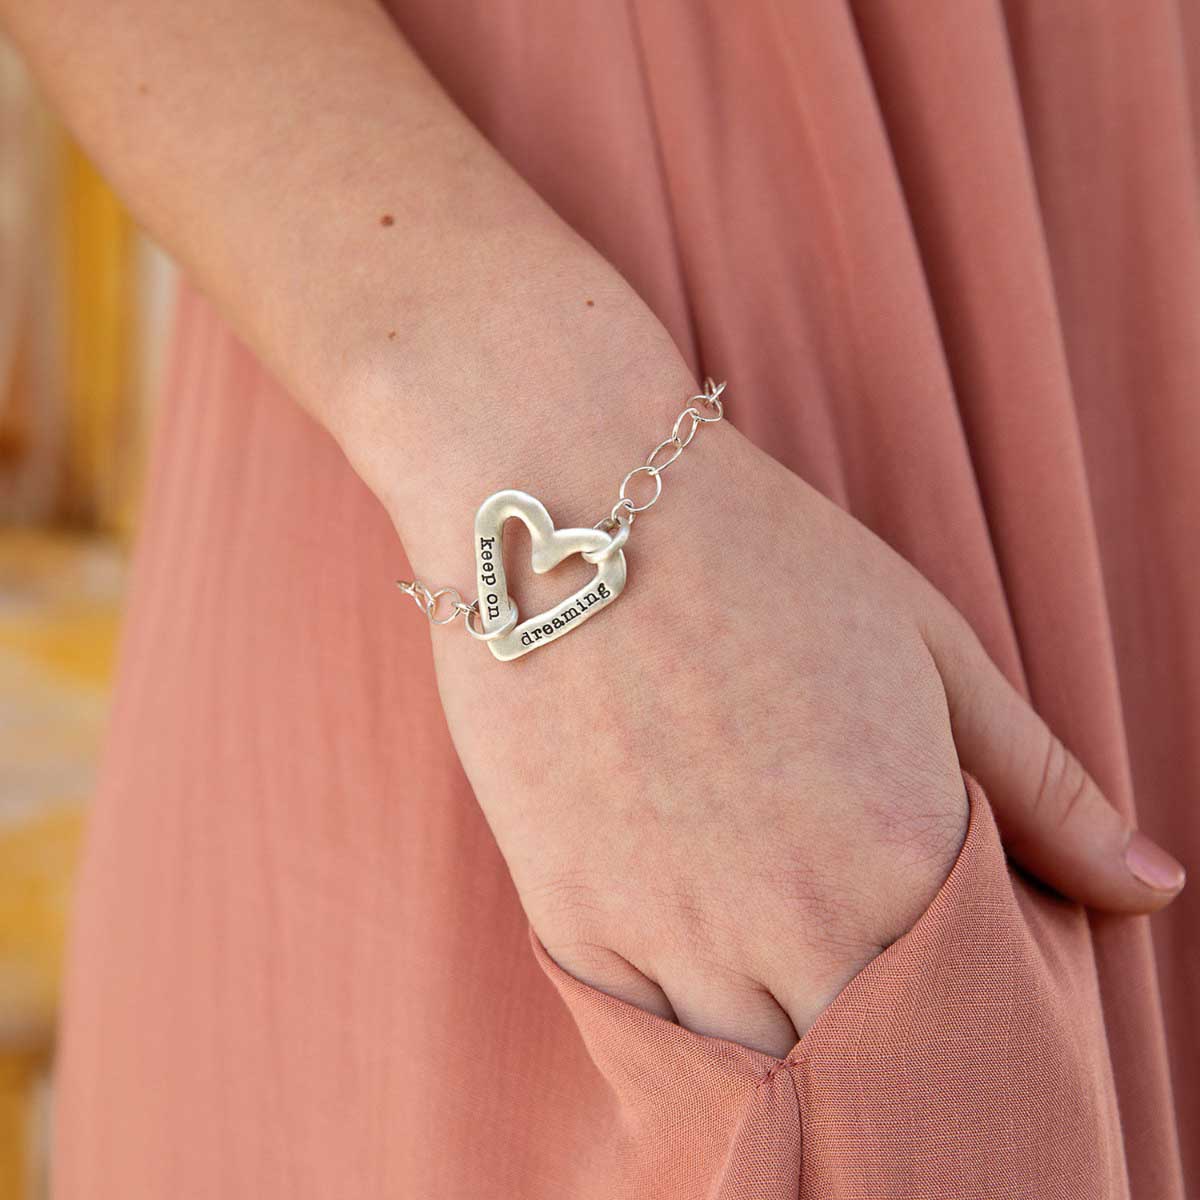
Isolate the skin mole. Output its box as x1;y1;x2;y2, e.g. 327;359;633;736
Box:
380;213;394;226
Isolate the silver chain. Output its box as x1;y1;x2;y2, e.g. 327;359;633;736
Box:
396;377;727;631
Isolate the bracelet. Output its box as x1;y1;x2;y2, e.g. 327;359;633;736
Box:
396;377;727;661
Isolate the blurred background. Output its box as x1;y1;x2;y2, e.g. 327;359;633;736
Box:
1;35;176;1199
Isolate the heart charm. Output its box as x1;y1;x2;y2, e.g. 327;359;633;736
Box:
473;489;626;661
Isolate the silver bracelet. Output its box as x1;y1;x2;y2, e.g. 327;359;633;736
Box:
396;377;727;661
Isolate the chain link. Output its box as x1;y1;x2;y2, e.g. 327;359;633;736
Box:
594;376;725;532
395;579;480;624
396;377;727;633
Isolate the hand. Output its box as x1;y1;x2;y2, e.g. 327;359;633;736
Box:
347;263;1185;1058
418;402;1184;1059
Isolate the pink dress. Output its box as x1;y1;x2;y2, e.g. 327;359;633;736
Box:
54;3;1198;1196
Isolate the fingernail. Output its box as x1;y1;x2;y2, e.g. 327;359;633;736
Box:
1124;831;1186;892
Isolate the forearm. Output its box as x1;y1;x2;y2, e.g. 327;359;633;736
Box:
3;0;697;573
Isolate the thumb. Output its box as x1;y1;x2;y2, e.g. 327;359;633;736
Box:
925;612;1185;913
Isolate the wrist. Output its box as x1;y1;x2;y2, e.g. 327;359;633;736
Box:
433;398;762;688
394;373;762;674
397;350;701;589
334;267;701;581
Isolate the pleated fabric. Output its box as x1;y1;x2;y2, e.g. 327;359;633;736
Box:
53;3;1197;1197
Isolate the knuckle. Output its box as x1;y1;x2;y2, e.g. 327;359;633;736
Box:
524;870;606;939
886;801;968;868
863;753;970;870
651;883;735;962
1036;736;1093;830
542;937;627;981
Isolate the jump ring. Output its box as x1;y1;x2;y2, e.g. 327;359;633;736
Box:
582;519;631;563
466;601;519;642
693;379;726;422
597;498;637;530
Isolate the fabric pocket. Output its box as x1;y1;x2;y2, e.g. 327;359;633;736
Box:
530;772;1128;1199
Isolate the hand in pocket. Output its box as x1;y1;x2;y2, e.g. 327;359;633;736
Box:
434;425;1184;1058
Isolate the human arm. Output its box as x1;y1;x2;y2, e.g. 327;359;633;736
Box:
2;0;1183;1056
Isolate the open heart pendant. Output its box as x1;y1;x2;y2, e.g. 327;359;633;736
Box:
473;490;627;661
